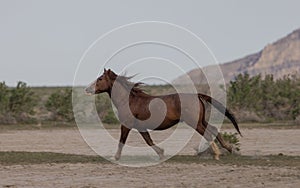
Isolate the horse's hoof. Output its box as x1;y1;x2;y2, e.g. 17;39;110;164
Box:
114;155;120;161
159;155;166;160
228;146;233;153
159;148;165;160
214;155;220;160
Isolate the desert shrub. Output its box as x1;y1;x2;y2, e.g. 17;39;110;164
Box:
8;81;37;115
0;82;9;113
0;82;12;124
0;81;37;124
102;110;119;124
45;88;74;122
95;94;119;124
227;73;300;122
220;132;240;151
95;94;111;118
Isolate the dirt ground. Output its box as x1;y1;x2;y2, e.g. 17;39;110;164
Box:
0;163;299;188
0;127;300;187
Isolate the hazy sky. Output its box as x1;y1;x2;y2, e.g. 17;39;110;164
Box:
1;0;300;86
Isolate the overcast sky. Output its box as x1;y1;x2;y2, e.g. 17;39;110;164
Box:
1;0;300;86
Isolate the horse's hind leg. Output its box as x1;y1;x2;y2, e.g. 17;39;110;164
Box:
195;125;221;160
139;131;164;160
183;117;221;159
115;125;131;160
216;133;232;153
203;121;233;153
184;99;220;159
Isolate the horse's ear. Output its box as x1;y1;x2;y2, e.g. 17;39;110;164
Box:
104;68;107;72
106;69;111;75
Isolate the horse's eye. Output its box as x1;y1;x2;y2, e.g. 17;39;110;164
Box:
97;77;102;81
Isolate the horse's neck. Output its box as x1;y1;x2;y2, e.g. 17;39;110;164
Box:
109;81;132;109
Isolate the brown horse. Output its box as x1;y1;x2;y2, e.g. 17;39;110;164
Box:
85;69;241;160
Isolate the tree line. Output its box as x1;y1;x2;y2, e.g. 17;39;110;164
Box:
0;81;117;125
227;73;300;122
0;73;299;125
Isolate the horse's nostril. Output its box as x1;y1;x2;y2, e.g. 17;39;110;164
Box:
85;88;91;93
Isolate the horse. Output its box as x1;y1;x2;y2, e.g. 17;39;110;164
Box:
85;69;241;160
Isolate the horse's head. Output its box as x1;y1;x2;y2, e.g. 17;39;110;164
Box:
85;69;117;95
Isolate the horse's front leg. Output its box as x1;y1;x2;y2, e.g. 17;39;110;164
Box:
139;131;165;160
115;125;131;160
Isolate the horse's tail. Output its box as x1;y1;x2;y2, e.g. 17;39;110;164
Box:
198;93;242;136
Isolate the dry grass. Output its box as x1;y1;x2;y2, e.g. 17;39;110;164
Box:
1;151;299;168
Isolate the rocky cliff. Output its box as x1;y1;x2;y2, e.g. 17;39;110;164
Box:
174;28;300;84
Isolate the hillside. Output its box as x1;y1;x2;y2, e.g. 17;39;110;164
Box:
174;28;300;84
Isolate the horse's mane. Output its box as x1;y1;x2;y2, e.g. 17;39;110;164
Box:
108;72;147;96
117;76;145;94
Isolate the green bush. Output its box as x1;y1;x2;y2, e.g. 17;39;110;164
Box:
9;81;37;115
220;132;240;151
227;73;300;122
45;88;74;122
102;110;119;124
95;94;119;124
0;81;37;124
0;82;9;113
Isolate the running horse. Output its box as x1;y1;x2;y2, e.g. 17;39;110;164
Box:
85;69;241;160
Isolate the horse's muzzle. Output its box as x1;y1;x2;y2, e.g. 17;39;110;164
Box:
84;87;95;95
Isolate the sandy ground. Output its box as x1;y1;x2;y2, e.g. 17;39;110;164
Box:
0;127;300;187
0;128;299;156
0;163;299;188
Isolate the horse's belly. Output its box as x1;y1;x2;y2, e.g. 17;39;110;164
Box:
153;119;180;130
